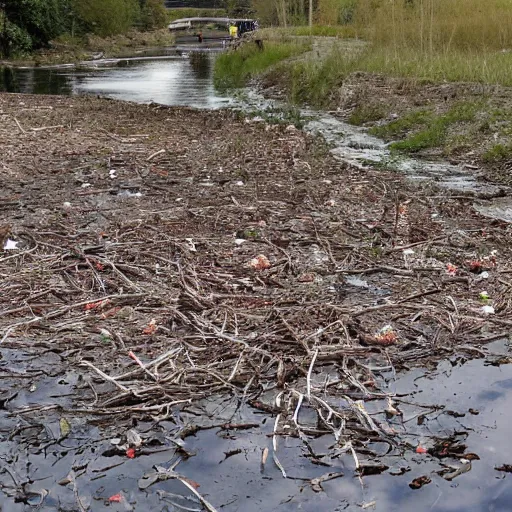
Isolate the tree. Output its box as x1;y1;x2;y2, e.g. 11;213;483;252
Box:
138;0;168;30
74;0;140;37
0;0;67;56
0;0;168;57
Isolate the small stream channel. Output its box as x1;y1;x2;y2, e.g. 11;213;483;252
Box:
2;50;512;511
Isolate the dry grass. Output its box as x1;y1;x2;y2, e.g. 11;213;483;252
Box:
355;0;512;53
258;0;512;89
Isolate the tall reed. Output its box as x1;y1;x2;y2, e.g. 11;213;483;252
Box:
354;0;512;53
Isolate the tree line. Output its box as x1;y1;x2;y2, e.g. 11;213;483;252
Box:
0;0;167;57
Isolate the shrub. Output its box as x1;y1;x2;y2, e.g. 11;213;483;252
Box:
0;0;68;55
0;16;32;56
139;0;168;30
214;40;310;89
74;0;140;37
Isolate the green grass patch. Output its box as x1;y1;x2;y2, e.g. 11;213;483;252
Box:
214;41;310;90
369;110;432;138
257;25;357;39
249;106;305;128
390;123;446;153
389;102;480;153
348;104;387;126
287;25;357;38
482;143;512;162
285;48;356;107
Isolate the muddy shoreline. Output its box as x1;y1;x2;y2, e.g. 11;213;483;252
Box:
1;92;512;510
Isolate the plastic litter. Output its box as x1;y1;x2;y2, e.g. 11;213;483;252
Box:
3;239;18;250
142;319;157;335
374;325;398;346
385;397;401;417
59;418;71;438
479;291;490;302
185;238;197;252
126;429;143;448
468;260;484;272
249;254;271;270
446;263;457;275
84;299;111;311
409;475;431;489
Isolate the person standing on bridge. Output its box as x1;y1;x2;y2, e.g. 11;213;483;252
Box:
229;24;238;40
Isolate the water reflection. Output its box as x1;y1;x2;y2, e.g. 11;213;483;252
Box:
0;66;73;95
1;67;17;92
189;51;211;79
0;52;230;109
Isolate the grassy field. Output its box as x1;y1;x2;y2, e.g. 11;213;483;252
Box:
283;46;512;108
213;1;512;166
258;25;357;38
214;39;311;89
216;0;512;96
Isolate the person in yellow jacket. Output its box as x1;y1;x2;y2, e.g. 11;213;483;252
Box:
229;24;238;40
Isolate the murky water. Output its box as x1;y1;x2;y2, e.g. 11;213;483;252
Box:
2;341;512;511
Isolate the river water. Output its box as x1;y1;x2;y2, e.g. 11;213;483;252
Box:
2;51;512;511
0;51;232;109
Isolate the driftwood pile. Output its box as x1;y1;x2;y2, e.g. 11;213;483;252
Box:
1;93;511;469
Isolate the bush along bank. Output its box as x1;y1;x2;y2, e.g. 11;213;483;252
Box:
0;0;169;60
213;38;311;90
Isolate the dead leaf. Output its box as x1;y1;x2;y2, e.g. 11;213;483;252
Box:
59;418;71;438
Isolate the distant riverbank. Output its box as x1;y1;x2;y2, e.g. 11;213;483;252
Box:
0;28;175;68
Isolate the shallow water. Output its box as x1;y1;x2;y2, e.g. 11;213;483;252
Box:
2;341;512;511
0;51;232;109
